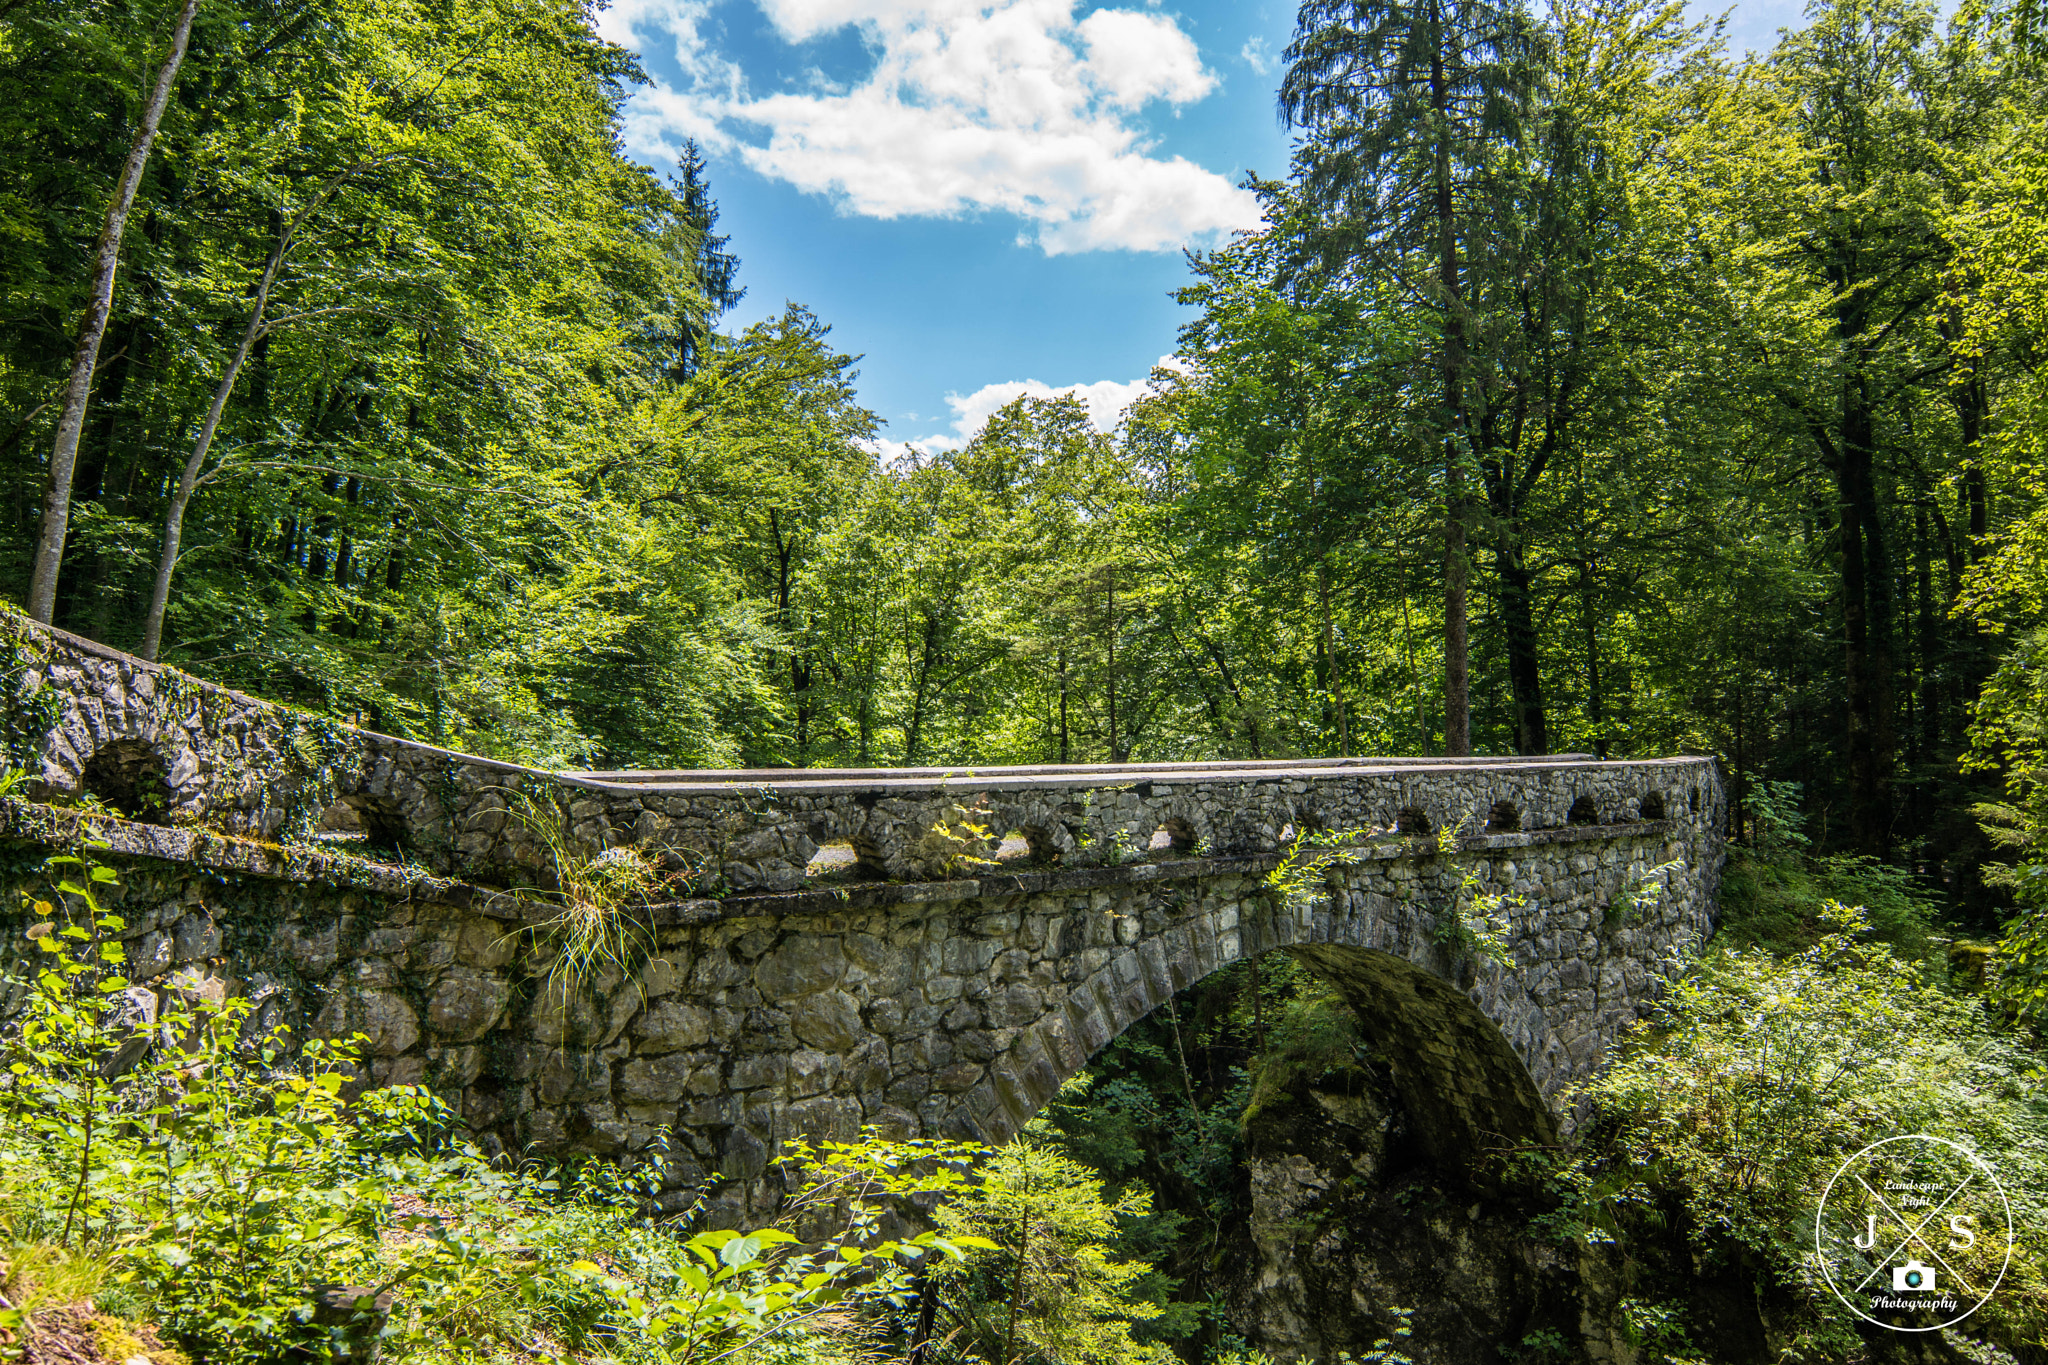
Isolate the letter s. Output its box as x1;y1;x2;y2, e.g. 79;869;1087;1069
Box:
1950;1215;1976;1250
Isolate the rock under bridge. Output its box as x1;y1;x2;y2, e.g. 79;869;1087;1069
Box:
0;615;1726;1215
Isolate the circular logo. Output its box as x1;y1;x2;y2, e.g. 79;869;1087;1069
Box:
1815;1134;2013;1332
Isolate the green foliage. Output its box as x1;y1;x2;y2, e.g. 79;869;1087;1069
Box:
1743;781;1813;860
1559;901;2048;1354
1239;964;1365;1125
1968;800;2048;1027
1718;851;1938;960
511;790;673;998
1264;826;1378;913
1333;1305;1416;1365
0;850;1004;1363
1717;779;1939;959
930;1139;1173;1365
1430;830;1522;969
1037;955;1378;1358
914;804;1002;878
3;852;449;1357
562;1135;997;1365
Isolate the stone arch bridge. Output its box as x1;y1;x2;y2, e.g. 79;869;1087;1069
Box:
0;616;1725;1214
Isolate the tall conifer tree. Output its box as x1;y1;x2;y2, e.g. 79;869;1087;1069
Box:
1280;0;1541;755
674;139;744;379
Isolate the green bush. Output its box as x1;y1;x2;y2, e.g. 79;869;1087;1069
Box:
1718;852;1937;959
1558;901;2048;1359
930;1137;1175;1365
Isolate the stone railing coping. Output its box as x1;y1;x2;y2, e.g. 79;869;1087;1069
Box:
569;754;1602;781
558;755;1700;797
2;793;1677;929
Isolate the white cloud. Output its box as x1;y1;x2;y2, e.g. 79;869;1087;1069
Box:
1077;8;1212;108
895;354;1183;453
1240;35;1272;76
600;0;732;88
601;0;1262;254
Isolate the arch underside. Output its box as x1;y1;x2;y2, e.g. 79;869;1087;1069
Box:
939;886;1573;1185
1286;943;1560;1161
957;938;1558;1183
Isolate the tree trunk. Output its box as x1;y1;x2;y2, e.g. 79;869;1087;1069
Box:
907;1263;942;1365
1497;539;1547;754
999;1207;1033;1365
1430;13;1470;756
140;224;293;661
1836;378;1895;857
1401;592;1429;754
1057;646;1069;764
1952;373;1991;752
1105;577;1119;762
1580;557;1606;758
1909;500;1938;847
903;616;937;765
27;0;201;624
1317;558;1349;756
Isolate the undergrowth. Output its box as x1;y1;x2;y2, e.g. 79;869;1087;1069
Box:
0;848;1001;1364
1545;784;2048;1362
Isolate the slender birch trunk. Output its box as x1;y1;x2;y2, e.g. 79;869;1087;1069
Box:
139;229;292;661
27;0;202;623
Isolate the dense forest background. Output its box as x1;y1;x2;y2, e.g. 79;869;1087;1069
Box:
6;0;2048;919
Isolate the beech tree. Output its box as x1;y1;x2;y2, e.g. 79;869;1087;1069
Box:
26;0;199;625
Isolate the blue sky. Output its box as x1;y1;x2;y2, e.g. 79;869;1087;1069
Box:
596;0;1812;454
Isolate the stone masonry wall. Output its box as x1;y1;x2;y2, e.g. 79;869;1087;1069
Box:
0;611;1726;1213
2;789;1719;1218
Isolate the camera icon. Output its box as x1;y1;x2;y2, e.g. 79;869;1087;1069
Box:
1893;1261;1936;1292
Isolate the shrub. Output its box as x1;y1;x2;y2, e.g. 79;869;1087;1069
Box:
931;1139;1175;1365
1558;902;2048;1358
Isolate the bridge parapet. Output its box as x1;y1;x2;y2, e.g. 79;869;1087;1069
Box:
1;616;1723;898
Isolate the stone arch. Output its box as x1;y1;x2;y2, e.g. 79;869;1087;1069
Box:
322;793;410;851
1396;806;1432;836
1566;795;1599;826
1486;800;1521;833
1637;791;1667;821
80;738;173;822
947;887;1559;1184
